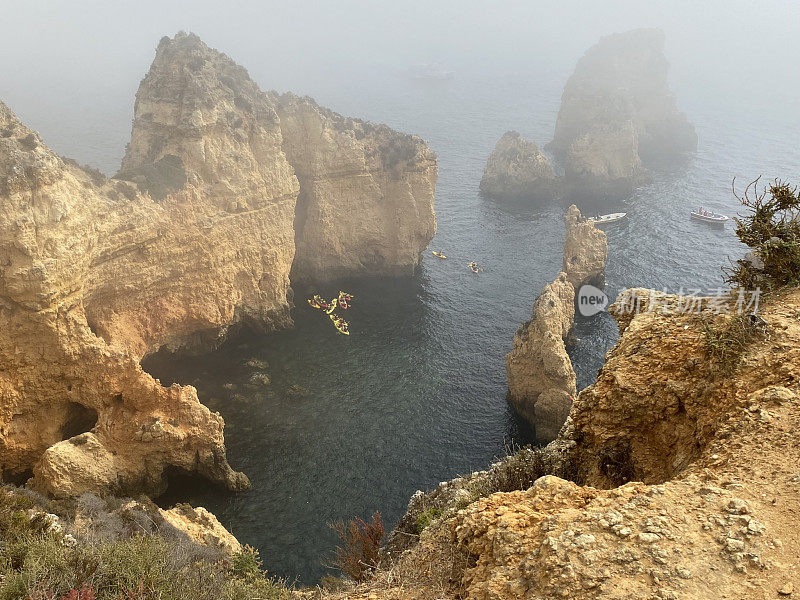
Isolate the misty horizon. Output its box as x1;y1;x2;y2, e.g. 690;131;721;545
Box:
2;0;798;175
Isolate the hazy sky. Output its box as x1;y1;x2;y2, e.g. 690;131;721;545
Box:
1;0;798;169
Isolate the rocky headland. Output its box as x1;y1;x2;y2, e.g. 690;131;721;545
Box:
0;32;437;502
505;206;607;442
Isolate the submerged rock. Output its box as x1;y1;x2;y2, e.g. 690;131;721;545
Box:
247;372;271;388
479;131;558;201
287;384;309;399
243;358;269;370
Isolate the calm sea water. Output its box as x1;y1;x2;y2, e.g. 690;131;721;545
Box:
13;63;798;583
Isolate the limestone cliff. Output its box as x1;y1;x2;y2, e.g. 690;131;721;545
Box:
505;206;607;442
0;32;437;499
548;28;697;164
479;131;557;201
103;32;300;357
331;288;800;600
0;101;249;496
273;93;437;282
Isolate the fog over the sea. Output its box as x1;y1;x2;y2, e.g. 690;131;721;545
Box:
1;0;797;173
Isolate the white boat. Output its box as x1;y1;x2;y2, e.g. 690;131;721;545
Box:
587;212;627;226
690;210;729;224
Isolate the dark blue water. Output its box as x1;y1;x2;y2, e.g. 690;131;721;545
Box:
9;56;798;583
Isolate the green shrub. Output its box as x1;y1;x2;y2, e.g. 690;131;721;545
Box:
231;545;263;579
415;508;443;534
0;486;295;600
726;178;800;290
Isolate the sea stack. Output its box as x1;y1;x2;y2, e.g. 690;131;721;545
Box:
506;206;607;441
548;28;696;197
562;204;609;290
479;131;558;201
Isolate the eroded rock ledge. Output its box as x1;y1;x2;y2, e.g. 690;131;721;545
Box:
505;206;607;441
0;32;437;498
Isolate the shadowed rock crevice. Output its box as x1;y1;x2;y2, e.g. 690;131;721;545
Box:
60;402;98;441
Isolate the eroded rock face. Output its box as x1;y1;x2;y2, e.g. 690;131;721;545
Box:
569;289;747;487
506;206;606;441
563;204;608;290
159;504;242;555
0;32;437;499
346;290;800;600
549;28;697;163
506;273;576;442
273;93;437;282
97;33;299;358
564;121;651;198
479;131;557;201
0;102;249;496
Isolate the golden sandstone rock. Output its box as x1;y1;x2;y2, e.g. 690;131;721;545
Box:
334;288;800;600
0;32;437;498
506;206;607;441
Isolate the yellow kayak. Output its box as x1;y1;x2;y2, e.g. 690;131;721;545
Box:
329;313;350;335
325;298;338;314
307;295;330;310
432;251;447;259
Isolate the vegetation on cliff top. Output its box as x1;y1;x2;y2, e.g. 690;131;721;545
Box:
727;178;800;290
0;486;294;600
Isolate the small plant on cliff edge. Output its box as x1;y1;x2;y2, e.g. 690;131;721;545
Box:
725;177;800;290
415;507;443;534
327;511;384;582
701;314;767;372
